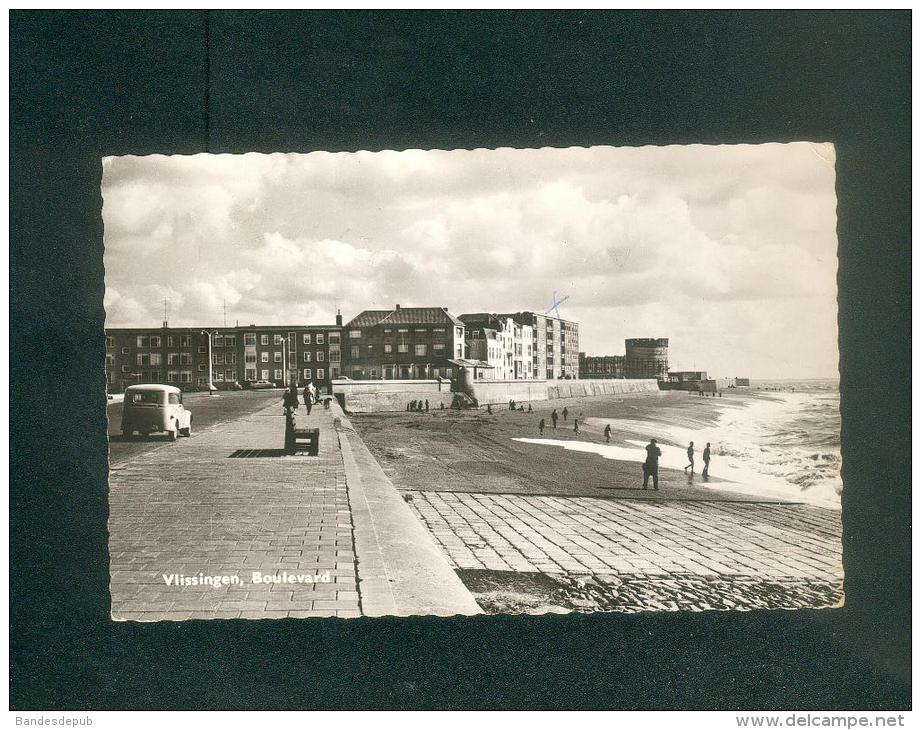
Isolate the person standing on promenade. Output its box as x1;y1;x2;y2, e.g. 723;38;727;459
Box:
539;418;545;435
702;442;711;480
308;380;318;404
551;409;559;429
643;438;661;490
684;441;695;473
603;424;612;443
562;406;569;421
284;385;299;412
301;384;313;416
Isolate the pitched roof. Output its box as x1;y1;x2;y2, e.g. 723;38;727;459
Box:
345;310;392;328
347;307;463;328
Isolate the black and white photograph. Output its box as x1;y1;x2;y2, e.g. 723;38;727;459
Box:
11;9;909;716
104;143;843;620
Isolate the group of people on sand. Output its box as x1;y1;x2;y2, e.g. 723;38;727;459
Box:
640;438;712;490
537;406;583;435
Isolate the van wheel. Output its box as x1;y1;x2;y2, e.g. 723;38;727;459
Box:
169;425;179;441
181;420;192;437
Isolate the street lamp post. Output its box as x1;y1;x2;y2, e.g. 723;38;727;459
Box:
201;330;216;395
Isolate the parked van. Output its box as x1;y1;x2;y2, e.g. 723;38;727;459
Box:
121;384;193;440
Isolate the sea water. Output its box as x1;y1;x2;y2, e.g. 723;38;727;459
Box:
515;379;842;509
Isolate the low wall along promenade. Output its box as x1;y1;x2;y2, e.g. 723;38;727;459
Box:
333;379;454;414
470;378;659;405
335;377;660;413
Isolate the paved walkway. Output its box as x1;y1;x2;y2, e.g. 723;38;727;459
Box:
108;398;479;621
405;490;843;581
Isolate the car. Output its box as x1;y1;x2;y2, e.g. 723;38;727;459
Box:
121;384;193;441
248;380;277;390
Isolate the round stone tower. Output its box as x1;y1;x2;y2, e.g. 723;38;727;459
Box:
624;338;669;379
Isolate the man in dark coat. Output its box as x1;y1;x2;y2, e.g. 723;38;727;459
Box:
702;442;711;479
643;438;662;490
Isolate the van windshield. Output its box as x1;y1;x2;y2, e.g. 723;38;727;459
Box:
127;391;164;404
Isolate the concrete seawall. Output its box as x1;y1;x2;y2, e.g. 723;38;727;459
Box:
334;379;454;414
471;378;660;405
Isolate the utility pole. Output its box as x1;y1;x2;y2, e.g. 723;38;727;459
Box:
200;329;216;395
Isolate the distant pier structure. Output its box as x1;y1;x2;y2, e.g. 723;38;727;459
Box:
624;337;670;380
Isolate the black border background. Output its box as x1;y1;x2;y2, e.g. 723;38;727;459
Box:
10;10;911;710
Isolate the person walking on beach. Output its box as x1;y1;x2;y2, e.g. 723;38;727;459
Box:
684;441;695;474
603;424;612;443
539;418;545;435
573;418;580;435
702;442;711;480
551;409;559;429
562;406;569;421
643;438;661;490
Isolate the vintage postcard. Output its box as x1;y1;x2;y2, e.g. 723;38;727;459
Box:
103;144;842;620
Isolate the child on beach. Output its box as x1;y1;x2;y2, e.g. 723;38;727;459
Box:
539;418;545;435
684;441;695;473
573;419;580;434
603;424;611;443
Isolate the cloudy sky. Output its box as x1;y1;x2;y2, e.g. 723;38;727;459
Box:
102;143;838;379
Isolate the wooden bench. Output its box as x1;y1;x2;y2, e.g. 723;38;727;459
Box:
290;427;320;456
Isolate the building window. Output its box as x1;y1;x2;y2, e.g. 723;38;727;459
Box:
433;328;446;335
349;330;361;339
274;351;282;363
245;352;256;364
317;368;325;380
197;377;207;387
121;365;130;373
180;372;192;383
135;336;147;348
398;343;408;353
180;353;192;365
198;346;207;354
456;327;463;338
384;344;392;354
274;369;282;380
198;363;206;371
213;334;224;347
350;345;360;359
316;334;324;345
244;333;256;346
415;344;427;356
397;328;408;334
105;336;115;349
212;370;224;382
415;328;426;334
261;369;269;380
105;354;115;367
225;369;235;380
303;334;311;345
215;352;225;365
137;353;151;366
316;351;324;362
224;335;236;347
261;335;269;346
328;333;340;345
179;335;191;348
329;350;340;362
150;353;162;366
245;368;256;381
167;372;178;383
226;352;236;364
434;343;445;353
274;334;283;345
303;369;312;379
303;351;311;362
261;352;269;363
383;329;392;335
168;353;179;365
121;347;130;354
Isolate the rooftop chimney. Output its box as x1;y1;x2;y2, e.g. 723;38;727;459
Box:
395;304;401;310
335;309;342;327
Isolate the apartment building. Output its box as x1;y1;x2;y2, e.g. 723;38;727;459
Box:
340;305;465;380
105;314;344;393
460;313;534;380
497;312;580;379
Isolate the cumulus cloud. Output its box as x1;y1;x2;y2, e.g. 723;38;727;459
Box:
102;143;838;378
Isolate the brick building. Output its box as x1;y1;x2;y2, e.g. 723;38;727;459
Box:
105;315;344;393
578;353;625;379
340;305;465;380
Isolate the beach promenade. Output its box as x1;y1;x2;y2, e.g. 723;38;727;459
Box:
109;390;843;619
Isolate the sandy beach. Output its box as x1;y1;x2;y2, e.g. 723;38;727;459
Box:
351;389;785;503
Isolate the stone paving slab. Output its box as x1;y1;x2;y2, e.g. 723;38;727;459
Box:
404;490;843;584
109;399;359;620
